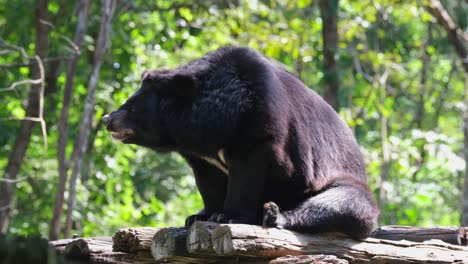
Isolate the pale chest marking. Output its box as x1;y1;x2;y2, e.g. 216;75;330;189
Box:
200;149;228;175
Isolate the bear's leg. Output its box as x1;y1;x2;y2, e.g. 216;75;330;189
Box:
183;155;228;226
211;145;269;225
263;177;379;239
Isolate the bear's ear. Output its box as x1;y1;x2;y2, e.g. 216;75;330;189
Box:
141;70;149;80
158;73;197;98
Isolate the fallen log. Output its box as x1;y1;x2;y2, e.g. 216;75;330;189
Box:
112;227;160;253
210;223;468;263
371;225;468;246
50;224;468;263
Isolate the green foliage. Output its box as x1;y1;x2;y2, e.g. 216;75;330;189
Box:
0;0;466;238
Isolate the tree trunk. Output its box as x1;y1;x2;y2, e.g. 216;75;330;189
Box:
412;22;433;181
377;70;391;224
50;0;90;241
318;0;340;111
462;75;468;226
0;0;49;234
64;0;117;238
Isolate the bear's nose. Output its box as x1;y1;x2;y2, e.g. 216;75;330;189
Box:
102;114;111;126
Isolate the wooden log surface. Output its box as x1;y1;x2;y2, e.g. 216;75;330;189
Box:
50;224;468;264
268;254;348;264
211;223;468;263
371;225;468;246
112;227;160;253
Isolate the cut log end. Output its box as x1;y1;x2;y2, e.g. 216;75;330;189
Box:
211;225;234;255
64;239;90;259
151;227;188;261
186;221;219;254
112;227;160;253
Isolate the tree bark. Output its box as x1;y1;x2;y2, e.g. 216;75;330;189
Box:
50;0;90;241
318;0;340;111
64;0;117;239
425;0;468;73
0;0;49;234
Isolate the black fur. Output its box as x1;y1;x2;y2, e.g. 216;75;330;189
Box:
103;46;379;238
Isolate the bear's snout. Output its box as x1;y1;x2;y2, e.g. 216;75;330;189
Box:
102;110;127;131
102;110;135;141
102;114;111;126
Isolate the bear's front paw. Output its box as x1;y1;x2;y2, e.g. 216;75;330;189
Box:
185;213;210;226
207;212;229;223
207;212;251;224
263;202;287;228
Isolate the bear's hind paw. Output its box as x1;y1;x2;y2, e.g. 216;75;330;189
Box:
263;202;287;228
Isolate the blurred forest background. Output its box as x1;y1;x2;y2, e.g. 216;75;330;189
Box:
0;0;467;240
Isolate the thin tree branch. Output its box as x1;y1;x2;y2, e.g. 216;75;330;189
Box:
0;79;42;93
0;177;27;183
0;56;70;69
425;0;468;72
0;204;11;212
1;117;46;122
0;39;30;58
0;46;47;148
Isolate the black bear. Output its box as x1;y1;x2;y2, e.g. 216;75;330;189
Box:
103;46;379;238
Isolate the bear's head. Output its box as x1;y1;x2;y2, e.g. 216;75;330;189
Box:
102;69;196;151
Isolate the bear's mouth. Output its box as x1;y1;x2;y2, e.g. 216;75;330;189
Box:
111;128;135;141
